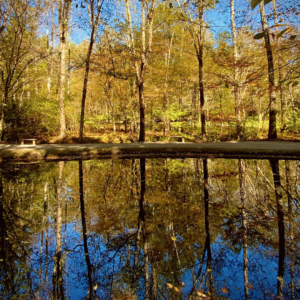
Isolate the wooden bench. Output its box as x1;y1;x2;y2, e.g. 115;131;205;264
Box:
21;139;37;145
170;136;185;143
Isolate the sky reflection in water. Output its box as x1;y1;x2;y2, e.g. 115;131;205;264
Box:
0;158;299;299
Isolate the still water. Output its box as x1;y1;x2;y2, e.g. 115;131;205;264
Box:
0;158;299;299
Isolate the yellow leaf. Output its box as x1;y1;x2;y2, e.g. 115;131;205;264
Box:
196;290;206;297
221;287;229;293
93;284;98;291
174;287;179;292
171;237;177;241
285;28;292;34
181;282;185;286
167;283;173;289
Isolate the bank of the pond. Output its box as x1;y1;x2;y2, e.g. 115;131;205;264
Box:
0;141;300;162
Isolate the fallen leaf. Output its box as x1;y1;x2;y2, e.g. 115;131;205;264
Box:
221;287;229;293
174;287;179;292
196;290;206;297
93;284;98;291
171;237;177;241
246;283;254;290
167;283;173;289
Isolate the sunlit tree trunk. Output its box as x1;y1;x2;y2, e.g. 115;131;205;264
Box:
46;3;51;97
164;32;174;127
259;2;277;138
230;0;242;137
58;0;71;139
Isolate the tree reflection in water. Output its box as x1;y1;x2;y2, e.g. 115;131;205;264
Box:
0;158;299;299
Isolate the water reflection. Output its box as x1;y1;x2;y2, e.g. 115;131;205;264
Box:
0;158;299;299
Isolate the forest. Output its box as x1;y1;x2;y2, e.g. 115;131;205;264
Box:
0;0;299;144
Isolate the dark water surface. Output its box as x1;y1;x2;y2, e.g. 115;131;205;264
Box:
0;158;299;299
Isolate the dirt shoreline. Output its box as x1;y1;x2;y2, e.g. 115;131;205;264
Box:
0;141;299;162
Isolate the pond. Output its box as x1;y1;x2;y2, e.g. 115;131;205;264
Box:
0;158;299;299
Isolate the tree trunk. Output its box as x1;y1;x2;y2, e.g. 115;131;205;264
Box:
0;97;5;141
125;0;155;142
79;161;94;298
230;0;242;137
138;81;145;141
79;26;96;142
79;0;101;142
198;0;206;140
203;159;213;295
269;159;285;297
272;0;285;129
58;0;70;139
238;159;250;300
259;1;277;138
52;161;65;299
285;161;295;299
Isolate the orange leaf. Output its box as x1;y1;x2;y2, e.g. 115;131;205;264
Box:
221;287;229;293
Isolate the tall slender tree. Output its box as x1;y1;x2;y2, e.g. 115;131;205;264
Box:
125;0;156;142
230;0;242;137
58;0;71;139
252;0;277;138
176;0;207;140
79;0;103;142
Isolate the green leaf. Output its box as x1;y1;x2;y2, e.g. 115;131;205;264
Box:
292;81;299;87
254;32;265;39
277;28;291;38
279;79;288;85
251;0;262;10
290;35;297;40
